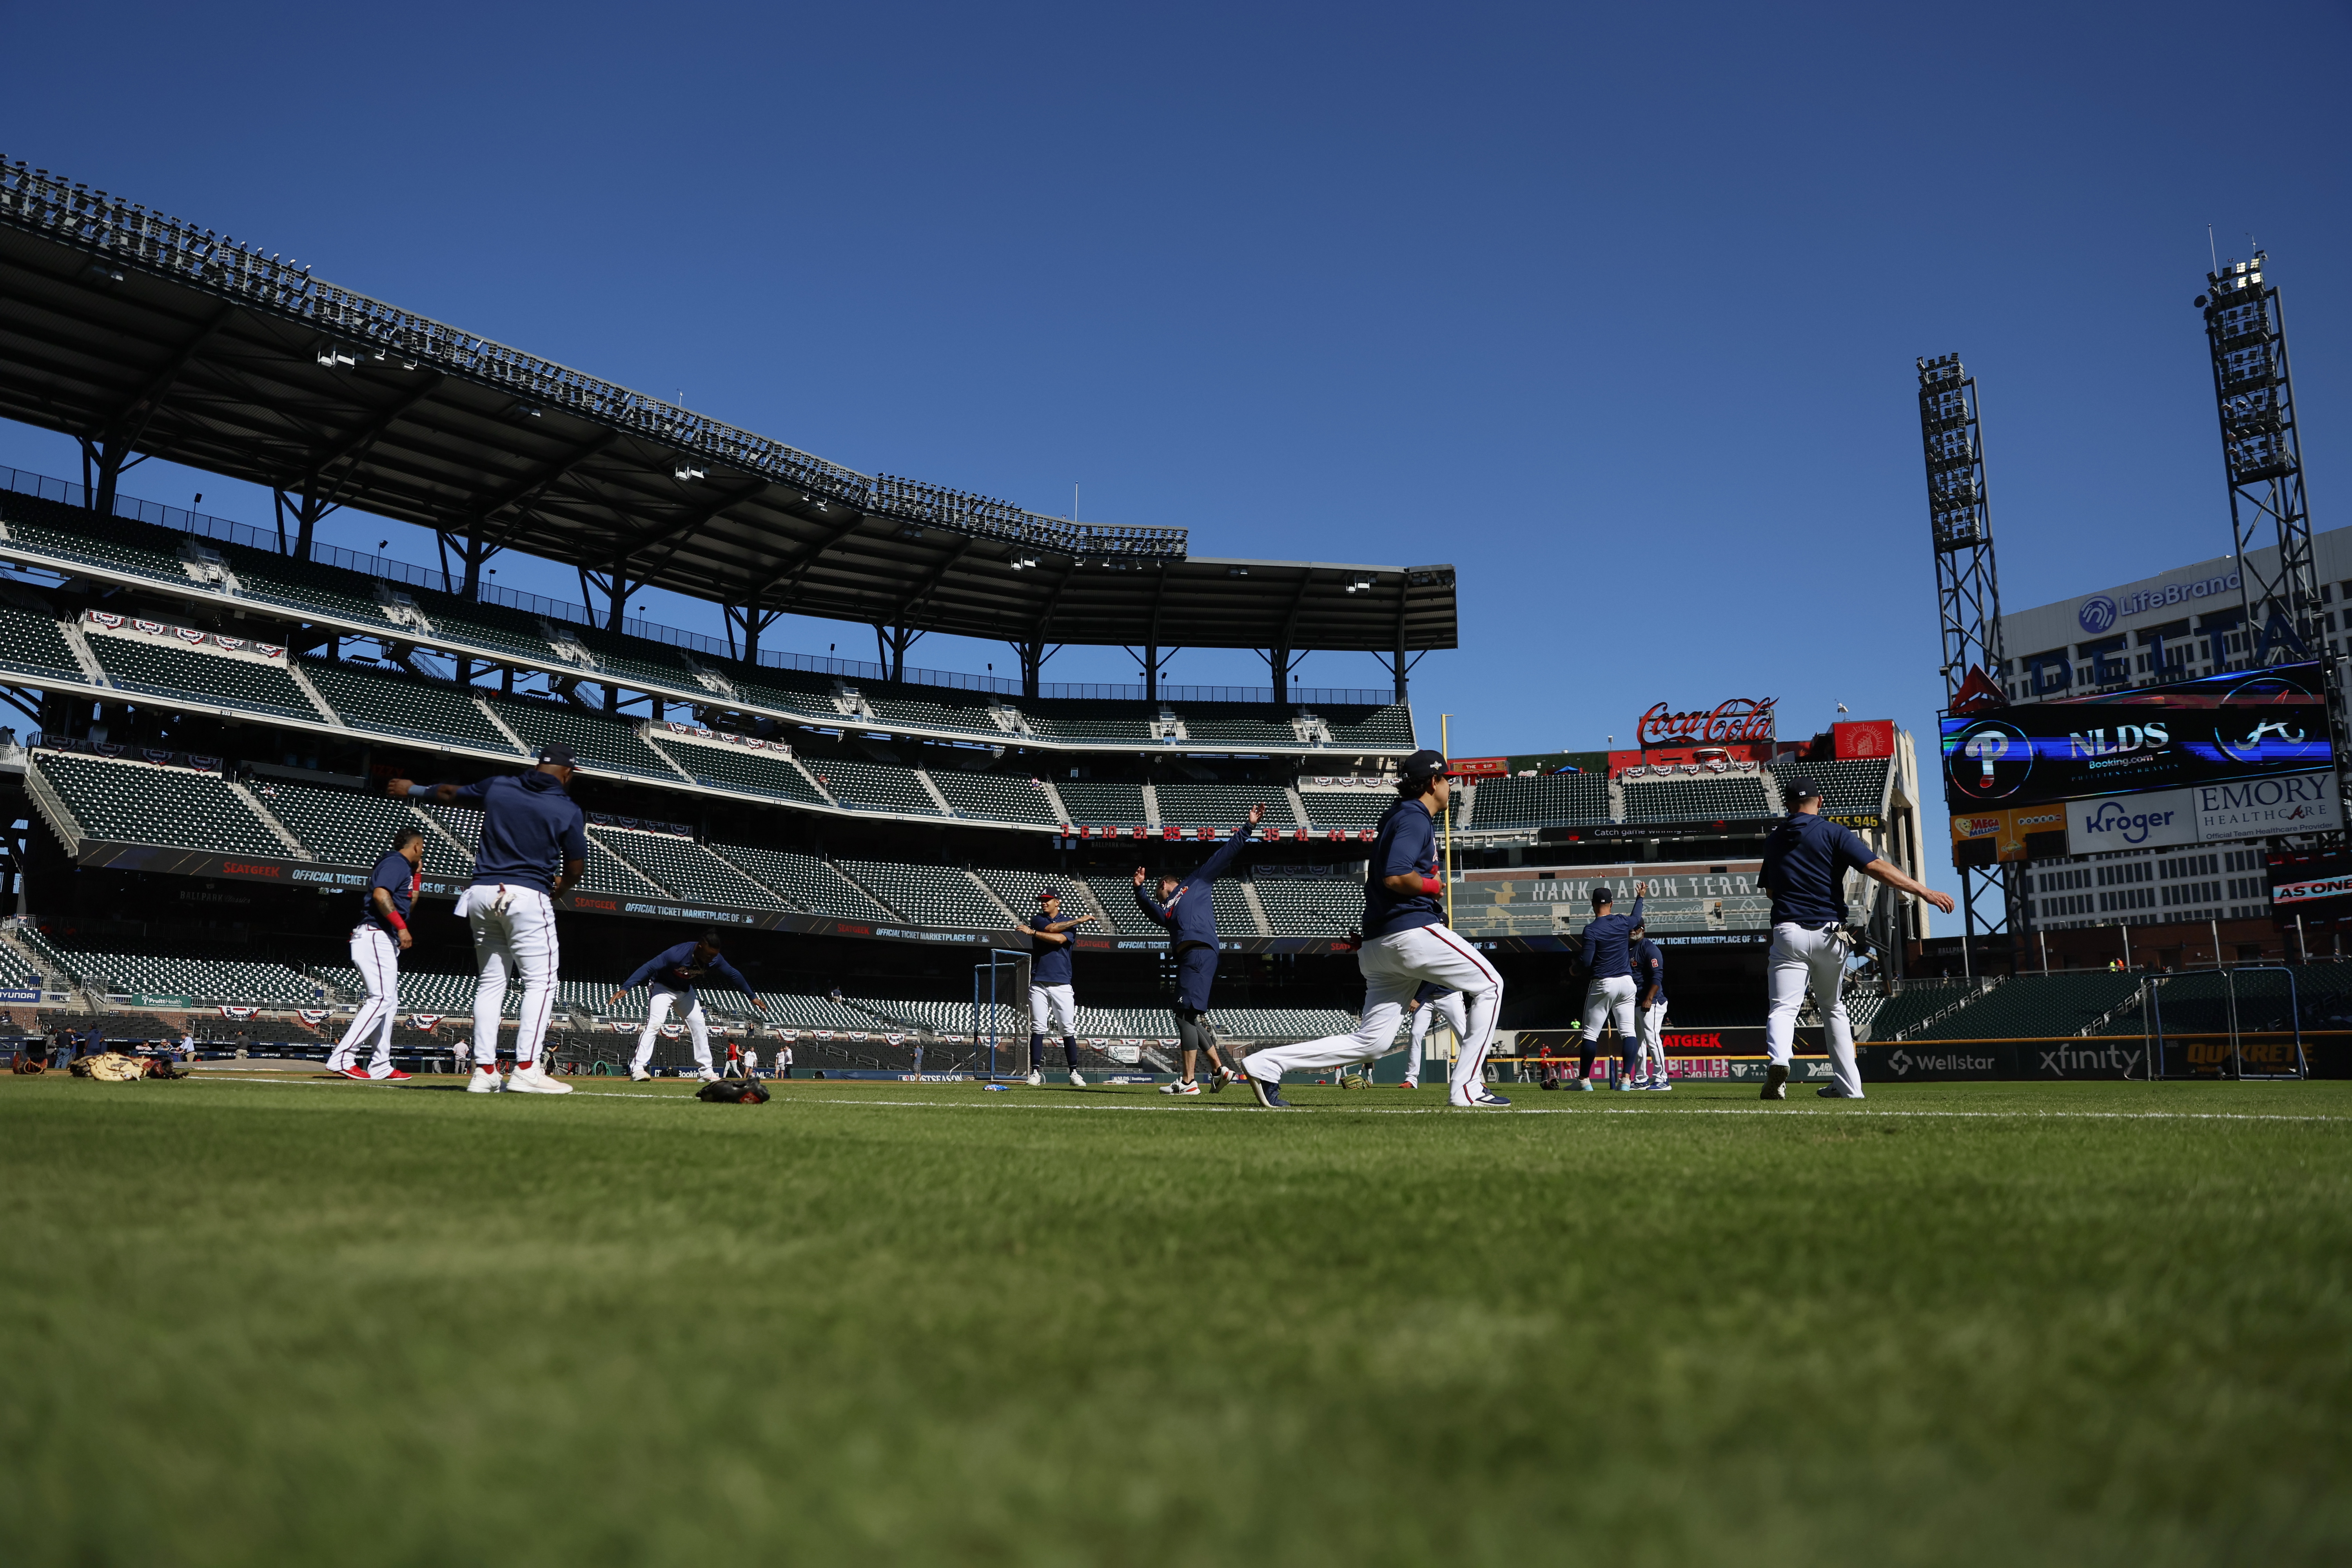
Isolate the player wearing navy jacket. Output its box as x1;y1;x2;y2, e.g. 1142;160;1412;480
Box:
611;931;768;1082
1630;926;1669;1091
1015;887;1096;1087
390;743;588;1095
1243;751;1507;1109
1576;887;1647;1091
1132;805;1264;1094
1758;779;1953;1100
326;827;424;1082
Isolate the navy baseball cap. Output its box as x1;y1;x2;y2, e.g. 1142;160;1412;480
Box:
1036;887;1061;901
1787;777;1822;800
1399;749;1451;782
537;741;579;768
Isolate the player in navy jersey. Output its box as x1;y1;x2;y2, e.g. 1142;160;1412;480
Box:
327;827;425;1082
1133;806;1265;1094
1015;887;1096;1087
612;931;767;1082
1243;751;1507;1109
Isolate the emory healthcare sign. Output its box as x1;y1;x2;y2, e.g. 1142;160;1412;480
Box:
2064;771;2341;855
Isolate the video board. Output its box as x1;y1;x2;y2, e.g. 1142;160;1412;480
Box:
2267;848;2352;920
1941;663;2332;811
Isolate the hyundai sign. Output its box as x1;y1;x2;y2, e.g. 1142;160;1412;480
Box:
1942;662;2331;810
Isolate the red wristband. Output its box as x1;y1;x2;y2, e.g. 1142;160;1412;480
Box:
386;912;408;932
1419;874;1444;897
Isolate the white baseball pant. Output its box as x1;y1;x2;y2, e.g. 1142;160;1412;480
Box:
460;884;560;1068
1247;924;1502;1105
1636;999;1668;1083
1766;922;1862;1098
1583;975;1636;1079
1028;982;1078;1038
1401;991;1466;1085
631;985;711;1074
329;924;399;1076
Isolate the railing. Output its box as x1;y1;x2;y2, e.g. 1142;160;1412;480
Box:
0;467;1393;708
0;158;1186;562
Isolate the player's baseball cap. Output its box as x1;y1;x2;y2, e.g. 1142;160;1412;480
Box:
1787;777;1822;802
1592;886;1614;907
537;741;579;769
1036;887;1061;901
1399;749;1452;784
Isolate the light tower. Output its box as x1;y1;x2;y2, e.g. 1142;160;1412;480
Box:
2199;252;2318;670
1918;353;2015;977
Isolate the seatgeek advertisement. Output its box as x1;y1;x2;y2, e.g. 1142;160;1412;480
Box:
1941;662;2331;810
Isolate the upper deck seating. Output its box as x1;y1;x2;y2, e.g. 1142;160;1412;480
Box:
0;606;85;683
712;842;893;921
801;757;941;815
1469;773;1611;829
484;696;681;782
593;829;785;909
88;637;317;721
930;769;1060;825
647;737;826;805
1056;779;1149;827
1152;781;1275;830
302;659;519;753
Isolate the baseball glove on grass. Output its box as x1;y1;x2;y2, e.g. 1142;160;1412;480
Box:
696;1077;770;1104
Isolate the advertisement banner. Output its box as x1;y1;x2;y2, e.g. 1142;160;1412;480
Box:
2194;771;2342;839
1942;662;2330;809
2066;789;2198;854
1950;803;2069;865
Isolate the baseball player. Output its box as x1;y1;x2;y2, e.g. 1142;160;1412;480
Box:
1630;923;1669;1091
1759;777;1954;1100
1397;981;1464;1090
1014;887;1097;1087
1132;804;1265;1095
388;742;588;1096
612;930;766;1082
1242;751;1508;1110
326;826;424;1082
1572;886;1646;1090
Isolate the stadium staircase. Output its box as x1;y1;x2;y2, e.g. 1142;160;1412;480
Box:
1886;978;2001;1041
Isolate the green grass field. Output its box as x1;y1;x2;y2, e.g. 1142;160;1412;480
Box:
5;1072;2350;1566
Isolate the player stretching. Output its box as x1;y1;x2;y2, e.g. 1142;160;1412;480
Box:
1397;982;1463;1090
1132;804;1264;1095
1573;886;1645;1091
1015;887;1097;1086
1759;777;1954;1100
388;742;587;1095
1630;922;1669;1090
327;826;424;1082
612;930;766;1082
1243;751;1508;1110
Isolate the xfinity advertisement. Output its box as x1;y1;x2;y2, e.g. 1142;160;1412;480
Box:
1941;662;2332;809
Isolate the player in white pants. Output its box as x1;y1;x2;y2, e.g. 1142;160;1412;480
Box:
1575;886;1645;1091
1630;924;1669;1090
1759;777;1954;1101
614;932;763;1082
327;828;425;1082
393;743;588;1096
1245;752;1510;1110
1399;982;1464;1089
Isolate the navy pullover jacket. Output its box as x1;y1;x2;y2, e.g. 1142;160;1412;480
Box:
622;941;755;1004
1759;812;1880;927
423;771;587;894
1579;896;1648;979
1632;938;1667;1006
1134;823;1257;947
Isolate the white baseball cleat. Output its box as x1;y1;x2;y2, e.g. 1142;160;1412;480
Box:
1067;1071;1086;1087
465;1065;505;1094
628;1065;652;1082
1160;1079;1201;1096
505;1064;573;1094
1025;1070;1043;1086
696;1069;720;1083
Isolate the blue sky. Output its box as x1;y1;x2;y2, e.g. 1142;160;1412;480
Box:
2;1;2347;858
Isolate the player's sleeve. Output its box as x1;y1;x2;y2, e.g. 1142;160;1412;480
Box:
368;853;406;894
561;808;589;865
1837;824;1882;872
619;952;665;991
447;776;495;804
1757;834;1785;895
1628;894;1645;928
1194;822;1256;883
1133;882;1171;925
1579;926;1598;970
1376;817;1426;880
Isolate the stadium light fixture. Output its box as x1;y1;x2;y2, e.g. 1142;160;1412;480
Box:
674;464;706;482
1346;575;1374;593
1009;556;1039;571
1227;567;1249;578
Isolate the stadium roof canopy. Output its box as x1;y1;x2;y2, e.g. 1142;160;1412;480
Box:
0;159;1454;664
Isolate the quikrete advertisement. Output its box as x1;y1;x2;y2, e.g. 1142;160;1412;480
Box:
1941;662;2331;809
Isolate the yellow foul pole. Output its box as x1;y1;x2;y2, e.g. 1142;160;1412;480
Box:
1439;713;1455;925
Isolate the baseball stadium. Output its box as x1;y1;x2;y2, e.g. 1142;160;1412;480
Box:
6;100;2351;1568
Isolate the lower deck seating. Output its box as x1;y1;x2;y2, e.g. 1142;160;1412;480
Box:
1255;879;1360;935
803;757;941;815
648;738;825;805
835;860;1007;929
713;842;893;921
1469;773;1610;829
254;780;470;880
486;695;683;782
1298;791;1391;833
88;637;319;720
35;753;286;856
303;659;518;752
1056;779;1149;827
593;829;785;909
930;769;1058;825
1083;873;1166;935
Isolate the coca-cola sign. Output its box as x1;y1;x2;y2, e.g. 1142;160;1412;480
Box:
1637;698;1777;748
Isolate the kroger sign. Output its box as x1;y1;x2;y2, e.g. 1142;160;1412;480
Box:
2076;572;2242;634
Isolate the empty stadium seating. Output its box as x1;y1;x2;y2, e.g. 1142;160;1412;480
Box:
1255;878;1360;935
1154;781;1276;829
88;637;319;720
215;543;397;624
712;842;893;921
1056;779;1149;826
1468;773;1610;829
593;828;785;909
0;606;85;683
1083;873;1166;934
302;660;520;753
0;495;190;585
580;837;664;897
485;695;682;781
835;859;1009;929
1324;705;1416;748
1298;791;1390;833
1619;774;1773;824
408;588;571;664
21;928;319;1005
804;757;942;815
1210;881;1262;935
254;780;469;878
646;738;826;805
974;866;1100;926
1773;758;1890;819
1023;702;1156;744
1901;971;2145;1042
930;769;1059;825
34;753;287;856
1173;707;1306;748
